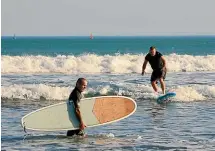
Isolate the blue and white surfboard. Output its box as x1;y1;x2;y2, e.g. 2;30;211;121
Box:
157;92;176;104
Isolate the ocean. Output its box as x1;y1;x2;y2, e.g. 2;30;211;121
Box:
1;36;215;150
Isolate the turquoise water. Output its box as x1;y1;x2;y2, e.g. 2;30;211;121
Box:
1;36;215;150
2;36;215;56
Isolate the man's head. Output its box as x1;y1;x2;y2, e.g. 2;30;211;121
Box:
76;78;87;92
149;46;156;56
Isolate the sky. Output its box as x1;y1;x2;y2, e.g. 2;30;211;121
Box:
1;0;215;36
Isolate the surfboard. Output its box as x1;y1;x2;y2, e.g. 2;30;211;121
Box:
21;96;137;131
156;92;176;104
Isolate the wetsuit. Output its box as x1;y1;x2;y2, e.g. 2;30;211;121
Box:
145;51;166;82
67;87;85;136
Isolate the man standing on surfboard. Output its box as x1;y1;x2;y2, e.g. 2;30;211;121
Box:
142;46;167;94
67;78;87;136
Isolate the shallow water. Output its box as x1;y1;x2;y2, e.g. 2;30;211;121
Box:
1;72;215;150
2;99;215;150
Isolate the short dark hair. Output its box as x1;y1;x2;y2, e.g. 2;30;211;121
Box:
150;46;156;50
76;78;87;85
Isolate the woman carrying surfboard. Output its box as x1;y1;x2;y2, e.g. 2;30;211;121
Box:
142;46;167;94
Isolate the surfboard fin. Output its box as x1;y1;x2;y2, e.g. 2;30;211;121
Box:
22;122;27;133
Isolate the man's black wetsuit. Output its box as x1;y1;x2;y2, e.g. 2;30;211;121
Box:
67;87;84;136
145;51;166;82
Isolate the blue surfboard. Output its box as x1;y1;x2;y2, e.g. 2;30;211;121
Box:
157;92;176;104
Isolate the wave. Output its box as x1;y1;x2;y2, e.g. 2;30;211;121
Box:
1;54;215;74
1;84;215;102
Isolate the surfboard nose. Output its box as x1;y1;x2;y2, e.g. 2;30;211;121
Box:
93;97;136;123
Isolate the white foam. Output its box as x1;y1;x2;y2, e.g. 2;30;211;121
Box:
1;83;215;101
95;133;115;138
173;86;206;101
2;54;215;74
1;84;118;100
106;133;115;138
136;135;143;140
99;85;112;95
1;84;70;100
172;85;215;102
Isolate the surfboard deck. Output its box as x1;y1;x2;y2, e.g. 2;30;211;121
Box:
21;96;137;131
156;92;176;104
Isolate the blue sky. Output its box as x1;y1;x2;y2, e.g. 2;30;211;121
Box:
2;0;215;36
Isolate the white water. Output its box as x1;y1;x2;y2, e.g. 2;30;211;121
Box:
2;54;215;74
2;66;215;151
2;83;215;102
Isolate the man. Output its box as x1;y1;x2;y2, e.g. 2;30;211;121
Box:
142;46;167;94
67;78;87;136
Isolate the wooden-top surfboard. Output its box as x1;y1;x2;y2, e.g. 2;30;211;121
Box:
21;96;137;131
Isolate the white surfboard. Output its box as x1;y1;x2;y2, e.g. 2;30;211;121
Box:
21;96;137;131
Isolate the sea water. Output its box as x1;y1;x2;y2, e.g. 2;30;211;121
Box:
1;36;215;150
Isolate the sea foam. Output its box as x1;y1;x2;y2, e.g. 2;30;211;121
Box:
2;83;215;101
2;54;215;74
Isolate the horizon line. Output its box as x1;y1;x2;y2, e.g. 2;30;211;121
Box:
2;34;215;37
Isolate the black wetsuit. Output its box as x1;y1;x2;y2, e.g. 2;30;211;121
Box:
145;51;166;82
67;87;84;136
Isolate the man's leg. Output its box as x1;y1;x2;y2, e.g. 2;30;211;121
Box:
151;80;158;93
159;68;167;94
159;78;165;94
151;71;159;93
67;130;77;136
